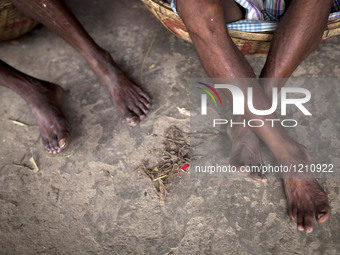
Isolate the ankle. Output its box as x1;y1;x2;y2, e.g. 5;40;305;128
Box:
260;79;287;100
275;141;309;164
85;48;123;83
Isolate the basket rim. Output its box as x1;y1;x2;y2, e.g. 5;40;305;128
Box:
0;0;39;42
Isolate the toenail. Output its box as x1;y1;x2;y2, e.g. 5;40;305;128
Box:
306;227;313;233
59;139;66;149
126;116;139;127
317;213;325;219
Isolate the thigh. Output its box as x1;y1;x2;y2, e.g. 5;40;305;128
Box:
222;0;244;23
170;0;243;23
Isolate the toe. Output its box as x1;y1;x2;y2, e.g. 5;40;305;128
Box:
136;100;149;115
125;111;140;127
42;137;50;153
138;97;151;109
135;86;151;102
59;138;67;150
50;136;59;154
315;204;331;223
51;146;58;154
289;206;297;221
304;213;314;233
131;105;146;120
42;138;53;154
58;132;70;152
46;142;54;154
42;133;70;154
249;170;267;182
249;172;267;182
297;212;305;231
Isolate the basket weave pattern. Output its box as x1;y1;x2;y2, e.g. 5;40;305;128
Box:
141;0;340;56
0;0;39;42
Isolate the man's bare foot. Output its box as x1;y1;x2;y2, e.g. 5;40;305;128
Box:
278;144;331;233
28;82;70;154
226;121;266;182
87;51;151;127
109;72;151;127
284;178;330;233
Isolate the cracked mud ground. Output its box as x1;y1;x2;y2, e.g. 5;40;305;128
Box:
0;0;339;254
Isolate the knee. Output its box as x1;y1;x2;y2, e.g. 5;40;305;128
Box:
286;0;333;8
176;0;225;39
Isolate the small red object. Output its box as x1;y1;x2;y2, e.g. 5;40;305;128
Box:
177;164;189;176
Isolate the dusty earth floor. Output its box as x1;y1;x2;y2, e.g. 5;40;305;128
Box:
0;0;339;254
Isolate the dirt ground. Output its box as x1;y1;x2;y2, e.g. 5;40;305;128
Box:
0;0;339;254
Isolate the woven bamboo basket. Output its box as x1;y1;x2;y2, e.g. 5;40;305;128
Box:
0;0;39;42
141;0;340;56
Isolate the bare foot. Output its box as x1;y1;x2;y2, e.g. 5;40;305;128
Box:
109;72;151;127
28;82;70;154
279;145;330;232
284;178;330;233
88;51;151;127
226;120;266;182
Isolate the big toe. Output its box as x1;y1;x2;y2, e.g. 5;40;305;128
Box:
42;133;70;154
315;204;331;223
249;170;267;182
125;112;140;127
58;132;70;152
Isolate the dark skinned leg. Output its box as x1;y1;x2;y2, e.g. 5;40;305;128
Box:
0;60;70;154
223;1;265;180
11;0;151;127
179;0;266;181
224;0;265;181
260;0;332;94
176;0;330;232
225;0;332;232
259;0;332;232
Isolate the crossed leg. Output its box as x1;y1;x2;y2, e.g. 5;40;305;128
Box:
258;0;332;233
176;0;331;232
0;0;151;153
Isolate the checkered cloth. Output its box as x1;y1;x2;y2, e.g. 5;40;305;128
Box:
171;0;340;32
